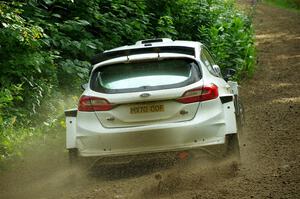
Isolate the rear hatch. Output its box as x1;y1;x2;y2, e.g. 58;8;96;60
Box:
88;58;203;128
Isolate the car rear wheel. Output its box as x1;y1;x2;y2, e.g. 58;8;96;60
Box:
225;134;240;161
68;148;79;165
69;149;98;173
235;96;245;134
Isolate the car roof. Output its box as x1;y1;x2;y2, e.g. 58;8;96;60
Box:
91;38;203;65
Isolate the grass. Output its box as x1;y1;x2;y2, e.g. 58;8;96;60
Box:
263;0;300;12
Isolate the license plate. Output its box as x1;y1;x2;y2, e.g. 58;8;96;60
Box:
130;103;164;114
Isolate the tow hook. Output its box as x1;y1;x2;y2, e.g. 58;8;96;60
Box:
177;151;189;160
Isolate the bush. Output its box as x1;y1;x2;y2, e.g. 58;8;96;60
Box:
150;0;255;78
264;0;300;10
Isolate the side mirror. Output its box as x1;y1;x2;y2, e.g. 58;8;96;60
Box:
223;68;236;81
81;83;88;90
212;65;221;77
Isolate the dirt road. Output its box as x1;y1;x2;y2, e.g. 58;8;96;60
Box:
0;2;299;199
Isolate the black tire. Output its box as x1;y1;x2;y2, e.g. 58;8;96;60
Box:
69;149;98;173
225;134;240;161
235;96;245;134
68;148;79;165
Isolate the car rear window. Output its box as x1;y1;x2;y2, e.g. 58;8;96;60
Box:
90;58;201;93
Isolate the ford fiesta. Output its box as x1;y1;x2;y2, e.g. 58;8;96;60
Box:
65;38;243;165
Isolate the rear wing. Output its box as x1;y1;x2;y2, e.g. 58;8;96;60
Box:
91;46;196;65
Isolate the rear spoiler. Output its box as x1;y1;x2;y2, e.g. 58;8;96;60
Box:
91;46;196;65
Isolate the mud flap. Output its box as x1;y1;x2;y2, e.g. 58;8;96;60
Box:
227;81;239;95
225;134;240;158
221;96;237;135
65;109;77;149
227;81;244;133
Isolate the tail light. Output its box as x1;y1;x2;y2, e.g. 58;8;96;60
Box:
176;84;219;104
78;96;114;111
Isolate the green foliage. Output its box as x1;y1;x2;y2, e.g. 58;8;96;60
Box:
264;0;300;11
0;0;255;164
157;16;177;38
0;2;56;135
0;113;66;167
164;0;255;78
205;1;255;78
142;0;255;78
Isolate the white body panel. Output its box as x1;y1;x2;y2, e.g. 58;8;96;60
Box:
75;99;227;157
65;97;237;156
97;101;199;128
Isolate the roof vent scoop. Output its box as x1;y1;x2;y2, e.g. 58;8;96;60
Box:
135;38;173;45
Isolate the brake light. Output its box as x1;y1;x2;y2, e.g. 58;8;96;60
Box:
78;96;114;111
176;84;219;103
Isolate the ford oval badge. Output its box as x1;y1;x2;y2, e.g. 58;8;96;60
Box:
140;93;150;98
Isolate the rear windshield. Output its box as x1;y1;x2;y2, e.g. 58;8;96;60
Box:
90;58;201;93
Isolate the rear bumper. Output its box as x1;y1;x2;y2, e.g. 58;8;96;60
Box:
74;98;235;157
77;133;226;157
79;143;227;165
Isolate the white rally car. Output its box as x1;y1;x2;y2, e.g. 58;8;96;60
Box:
65;38;243;165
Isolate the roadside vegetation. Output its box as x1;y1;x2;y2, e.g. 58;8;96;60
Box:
263;0;300;11
0;0;255;167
